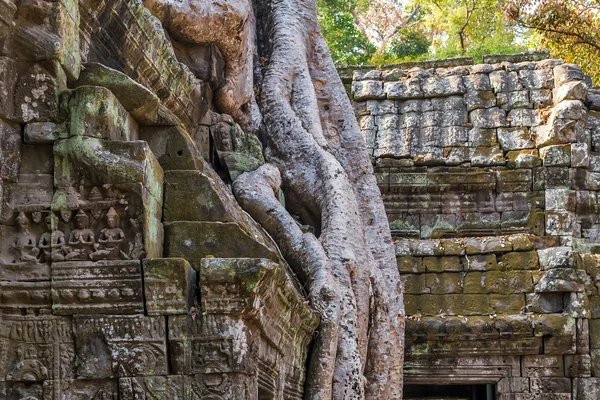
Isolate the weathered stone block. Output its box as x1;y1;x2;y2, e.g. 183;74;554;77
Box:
164;221;279;268
554;64;584;87
384;79;422;100
463;254;499;271
15;62;65;123
499;250;539;271
490;293;525;314
74;315;167;379
42;380;119;400
397;255;424;273
573;378;600;400
497;90;530;109
470;107;508;128
424;272;463;295
506;149;541;169
118;376;203;399
142;258;195;316
0;57;16;119
519;68;554;90
69;86;139;141
0;118;20;182
497;169;532;192
526;293;564;314
490;71;523;92
529;377;571;393
536;268;589;293
422;75;465;97
522;355;564;377
423;256;461;272
51;260;144;315
555;80;588;104
0;315;74;382
537;247;573;270
571;143;590;168
540;144;571;166
353;80;384;100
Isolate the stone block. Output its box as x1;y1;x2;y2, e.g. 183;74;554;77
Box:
497;169;532;192
0;118;21;182
423;256;461;272
593;349;600;377
422;75;465;97
554;64;584;87
424;272;463;295
402;274;427;295
526;293;564;314
573;378;600;400
471;145;505;166
530;377;571;393
140;125;204;171
522;355;564;377
463;74;491;91
397;256;424;273
537;247;573;270
42;380;119;399
468;127;497;146
490;71;523;92
464;254;499;271
490;293;525;314
143;258;195;315
509;108;541;127
69;85;139;141
15;62;65;123
470;107;508;128
164;221;279;268
419;294;444;316
571;143;590;168
565;354;592;377
536;269;589;293
508;234;536;251
464;90;496;111
352;80;384;100
0;382;43;399
0;57;17;120
590;319;600;349
74;315;167;379
384;78;422;100
497;90;530;109
76;63;162;125
51;260;144;315
531;89;553;108
498;251;539;271
118;376;202;399
555;80;588;104
0;315;74;382
540;144;571;166
506;149;541;169
519;68;554;90
0;280;51;313
504;271;535;293
463;271;502;293
447;294;490;315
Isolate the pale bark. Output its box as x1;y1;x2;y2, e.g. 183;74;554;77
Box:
144;0;405;398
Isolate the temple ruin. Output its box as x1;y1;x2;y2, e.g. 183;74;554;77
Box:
1;1;600;399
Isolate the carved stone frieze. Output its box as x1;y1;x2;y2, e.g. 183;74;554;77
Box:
73;315;167;379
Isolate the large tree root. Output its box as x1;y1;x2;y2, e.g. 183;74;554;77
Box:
144;0;405;397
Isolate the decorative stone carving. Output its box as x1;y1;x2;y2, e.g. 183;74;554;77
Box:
51;260;144;315
73;316;167;379
142;258;195;315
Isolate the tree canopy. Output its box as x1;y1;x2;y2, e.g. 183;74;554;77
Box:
505;0;600;85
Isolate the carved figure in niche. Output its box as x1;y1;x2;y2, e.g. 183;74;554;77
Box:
90;207;128;261
11;212;40;263
65;210;95;261
89;187;104;220
38;215;66;262
7;345;49;381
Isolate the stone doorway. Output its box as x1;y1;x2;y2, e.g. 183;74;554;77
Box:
404;383;496;400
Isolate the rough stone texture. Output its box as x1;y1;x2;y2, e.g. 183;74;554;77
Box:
0;2;317;399
354;57;600;398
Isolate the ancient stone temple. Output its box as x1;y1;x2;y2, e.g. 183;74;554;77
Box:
0;1;317;398
352;54;600;399
3;1;600;399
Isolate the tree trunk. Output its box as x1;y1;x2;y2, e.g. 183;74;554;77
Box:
143;0;405;398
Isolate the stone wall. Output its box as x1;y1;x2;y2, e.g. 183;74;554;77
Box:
352;58;600;398
0;1;317;399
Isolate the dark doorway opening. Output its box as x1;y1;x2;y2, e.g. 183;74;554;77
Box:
404;384;495;400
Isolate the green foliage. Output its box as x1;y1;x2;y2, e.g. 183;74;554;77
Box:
318;0;376;65
318;0;532;66
416;0;528;62
390;27;431;59
505;0;600;85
